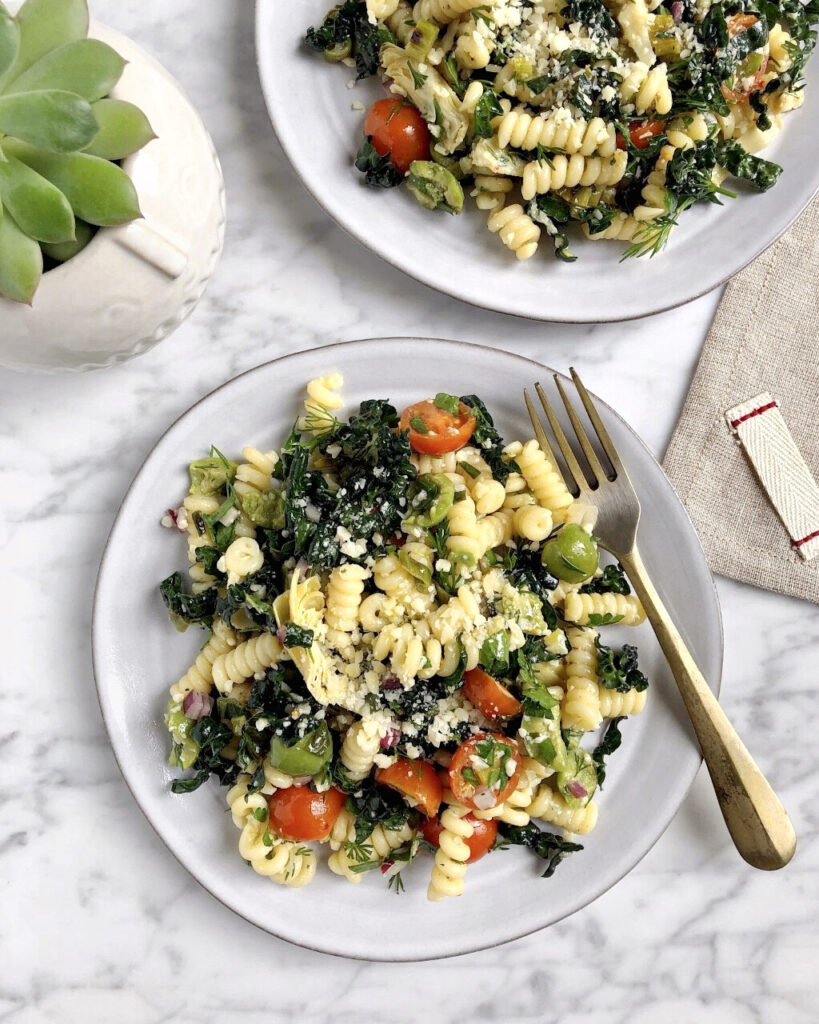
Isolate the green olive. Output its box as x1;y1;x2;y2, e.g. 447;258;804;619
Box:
403;473;455;527
541;523;599;583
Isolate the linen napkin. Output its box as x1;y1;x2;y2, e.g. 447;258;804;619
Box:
663;196;819;604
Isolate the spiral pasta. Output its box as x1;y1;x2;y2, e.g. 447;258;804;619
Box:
427;801;474;901
505;440;574;519
472;477;506;515
329;821;416;882
227;778;317;887
563;627;602;731
527;784;599;835
446;492;484;564
497;108;617;157
367;0;400;19
521;151;628;201
170;619;238;702
564;592;646;626
617;0;655;67
341;717;386;780
513;503;553;542
619;61;672;116
325;564;371;649
212;632;284;694
599;687;648;718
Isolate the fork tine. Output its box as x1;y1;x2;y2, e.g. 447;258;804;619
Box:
523;388;563;473
532;382;588;496
568;367;625;479
553;374;608;487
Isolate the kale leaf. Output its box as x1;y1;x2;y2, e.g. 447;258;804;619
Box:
499;822;584;877
580;563;631;595
459;394;515;483
341;777;415;843
159;571;216;627
355;137;404;188
592;716;624;789
715;139;783;191
563;0;618;42
473;88;503;138
305;0;394;79
596;641;649;693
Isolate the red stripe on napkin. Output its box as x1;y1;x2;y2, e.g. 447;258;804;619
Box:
730;401;778;429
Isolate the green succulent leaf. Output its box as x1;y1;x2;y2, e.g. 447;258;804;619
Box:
84;98;155;159
10;0;88;78
3;139;141;225
0;89;98;151
0;153;74;242
0;6;20;80
9;39;125;100
41;215;92;261
0;208;42;303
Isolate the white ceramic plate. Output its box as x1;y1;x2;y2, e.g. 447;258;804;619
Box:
93;338;723;960
255;0;818;323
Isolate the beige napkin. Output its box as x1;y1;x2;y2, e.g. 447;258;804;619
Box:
663;196;819;604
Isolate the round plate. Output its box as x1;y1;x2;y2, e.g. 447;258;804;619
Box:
255;0;818;323
93;338;723;960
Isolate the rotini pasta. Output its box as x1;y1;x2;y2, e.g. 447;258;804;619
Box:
162;380;652;898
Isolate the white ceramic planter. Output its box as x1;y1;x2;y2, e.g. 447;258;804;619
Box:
0;21;226;372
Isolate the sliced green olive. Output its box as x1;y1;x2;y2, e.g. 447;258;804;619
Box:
323;38;351;62
268;722;332;777
404;473;455;527
406;160;464;214
405;19;438;63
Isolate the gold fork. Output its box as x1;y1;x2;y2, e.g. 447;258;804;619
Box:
526;369;796;871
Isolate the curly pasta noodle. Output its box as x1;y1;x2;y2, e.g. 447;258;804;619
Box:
521;151;627;201
170;619;238;702
599;687;648;717
235;446;277;498
564;592;646;626
227;778;317;886
513;503;553;542
329;822;415;882
563;627;602;731
454;20;493;70
384;1;415;42
412;450;458;475
212;631;283;694
472;477;506;515
325;564;371;649
298;373;344;434
372;551;435;614
446;492;484;563
532;657;566;690
341;717;385;780
182;494;221;592
327;807;357;851
428;801;475;901
486;199;541;261
505;440;574;519
562;500;598;533
367;0;400;19
413;0;492;23
620;61;673;116
497;108;617;157
262;757;295;792
617;0;655;67
527;784;599;835
473;759;547;827
581;212;643;241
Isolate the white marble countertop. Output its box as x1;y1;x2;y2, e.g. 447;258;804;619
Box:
2;2;817;1021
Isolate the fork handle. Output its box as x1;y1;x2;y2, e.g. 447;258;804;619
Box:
619;546;796;870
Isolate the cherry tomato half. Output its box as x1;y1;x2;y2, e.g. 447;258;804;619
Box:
377;758;443;817
421;814;498;863
463;668;523;721
616;119;666;151
268;786;345;842
448;733;522;812
364;98;430;174
399;399;477;455
721;15;768;101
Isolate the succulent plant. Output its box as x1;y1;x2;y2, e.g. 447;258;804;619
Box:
0;0;155;303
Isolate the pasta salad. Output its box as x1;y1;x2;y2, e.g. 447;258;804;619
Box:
160;376;650;899
304;0;817;261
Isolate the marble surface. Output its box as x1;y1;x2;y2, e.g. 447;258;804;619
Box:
1;2;817;1021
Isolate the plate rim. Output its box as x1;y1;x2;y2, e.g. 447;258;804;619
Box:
253;0;819;325
92;336;725;960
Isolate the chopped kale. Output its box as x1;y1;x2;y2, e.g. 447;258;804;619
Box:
355;137;404;188
282;624;314;648
715;139;783;191
498;822;584;877
563;0;618;42
342;777;415;842
592;717;624;790
305;0;394;79
159;571;216;627
580;563;631;595
459;394;515;483
596;641;649;693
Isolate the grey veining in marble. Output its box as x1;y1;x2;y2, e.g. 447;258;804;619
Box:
1;2;817;1022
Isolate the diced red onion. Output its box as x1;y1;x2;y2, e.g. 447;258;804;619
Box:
472;787;497;811
566;780;588;800
380;675;402;692
182;690;213;720
380;860;394;876
671;2;683;23
380;727;400;750
166;507;179;527
276;625;287;644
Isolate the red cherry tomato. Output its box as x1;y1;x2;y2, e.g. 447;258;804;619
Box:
448;733;522;812
616;119;666;151
398;399;477;455
421;814;498;863
268;786;345;842
377;758;443;817
364;98;430;174
721;15;768;101
463;668;523;721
